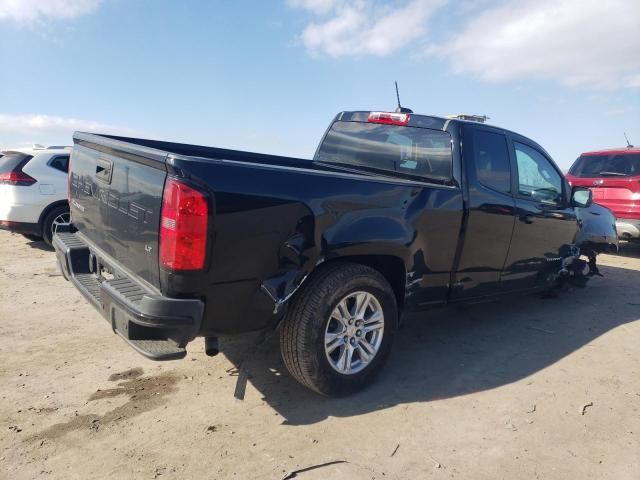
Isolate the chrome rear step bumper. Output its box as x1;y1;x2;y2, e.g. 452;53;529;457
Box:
53;230;204;360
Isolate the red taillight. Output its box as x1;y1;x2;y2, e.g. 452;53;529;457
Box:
0;171;37;186
160;178;208;271
368;111;410;126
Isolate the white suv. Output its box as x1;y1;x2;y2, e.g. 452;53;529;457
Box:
0;145;71;246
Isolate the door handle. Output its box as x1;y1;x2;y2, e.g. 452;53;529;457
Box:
95;158;113;184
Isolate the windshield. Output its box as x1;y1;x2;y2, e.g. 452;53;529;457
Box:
315;121;453;183
569;153;640;178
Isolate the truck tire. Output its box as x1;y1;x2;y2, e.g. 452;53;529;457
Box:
42;205;70;247
279;262;397;396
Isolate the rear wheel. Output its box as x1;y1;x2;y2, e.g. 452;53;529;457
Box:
42;205;70;246
279;262;397;396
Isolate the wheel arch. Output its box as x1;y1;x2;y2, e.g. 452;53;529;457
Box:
37;200;69;232
266;254;407;332
321;255;406;311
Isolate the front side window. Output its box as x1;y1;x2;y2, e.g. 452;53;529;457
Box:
472;129;511;193
514;142;563;205
315;121;453;183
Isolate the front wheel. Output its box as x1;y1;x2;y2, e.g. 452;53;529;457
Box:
279;262;397;396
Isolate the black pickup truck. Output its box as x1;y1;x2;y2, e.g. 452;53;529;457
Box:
54;110;617;395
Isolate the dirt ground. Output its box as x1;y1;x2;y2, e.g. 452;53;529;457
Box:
0;229;638;480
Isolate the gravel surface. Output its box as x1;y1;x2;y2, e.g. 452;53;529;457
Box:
1;230;638;479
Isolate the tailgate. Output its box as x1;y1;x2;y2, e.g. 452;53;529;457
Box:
69;133;168;289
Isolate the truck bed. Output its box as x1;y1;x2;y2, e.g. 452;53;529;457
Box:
65;131;464;343
95;133;320;170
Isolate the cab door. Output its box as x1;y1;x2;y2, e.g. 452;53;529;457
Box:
450;125;515;300
500;138;578;291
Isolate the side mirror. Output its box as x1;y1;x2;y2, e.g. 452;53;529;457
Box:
571;187;592;208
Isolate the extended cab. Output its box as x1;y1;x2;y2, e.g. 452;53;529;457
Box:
54;111;617;395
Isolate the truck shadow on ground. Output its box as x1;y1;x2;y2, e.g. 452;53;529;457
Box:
221;263;639;425
24;238;54;252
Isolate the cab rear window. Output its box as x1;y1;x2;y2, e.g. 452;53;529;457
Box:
315;121;453;183
569;153;640;177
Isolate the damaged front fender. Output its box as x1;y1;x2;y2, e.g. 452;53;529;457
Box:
575;202;618;255
557;203;618;288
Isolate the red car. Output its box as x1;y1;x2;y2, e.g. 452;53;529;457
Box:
566;146;640;241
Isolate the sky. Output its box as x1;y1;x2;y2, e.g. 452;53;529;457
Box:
0;0;638;169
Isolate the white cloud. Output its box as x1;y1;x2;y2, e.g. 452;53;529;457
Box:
0;0;103;23
288;0;342;14
291;0;447;57
429;0;640;89
0;113;138;148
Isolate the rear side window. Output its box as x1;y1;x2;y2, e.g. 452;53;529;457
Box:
49;155;69;173
471;130;511;193
0;152;33;175
315;121;453;183
569;153;640;178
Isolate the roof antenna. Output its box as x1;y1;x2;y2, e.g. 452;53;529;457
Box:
394;81;413;114
624;132;634;149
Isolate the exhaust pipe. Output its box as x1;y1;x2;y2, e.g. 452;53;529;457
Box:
204;337;219;357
